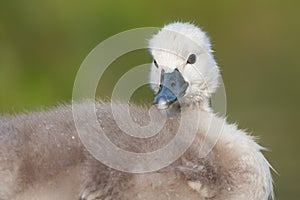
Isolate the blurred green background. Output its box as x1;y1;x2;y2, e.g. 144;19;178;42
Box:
0;0;299;199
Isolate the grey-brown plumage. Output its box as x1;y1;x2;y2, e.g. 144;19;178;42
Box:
0;102;203;199
0;100;271;200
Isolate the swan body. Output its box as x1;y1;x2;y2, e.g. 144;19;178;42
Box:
0;22;273;200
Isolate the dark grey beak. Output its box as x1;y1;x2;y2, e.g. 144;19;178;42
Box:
152;69;188;110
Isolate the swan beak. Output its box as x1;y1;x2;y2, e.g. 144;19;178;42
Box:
152;69;188;110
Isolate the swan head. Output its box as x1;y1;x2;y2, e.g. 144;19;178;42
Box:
149;22;220;110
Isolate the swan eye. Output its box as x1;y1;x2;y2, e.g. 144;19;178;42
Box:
187;54;196;64
153;59;159;68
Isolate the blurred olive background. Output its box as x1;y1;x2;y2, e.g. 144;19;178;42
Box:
0;0;299;199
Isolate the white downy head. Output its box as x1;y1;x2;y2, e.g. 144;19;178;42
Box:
149;22;220;109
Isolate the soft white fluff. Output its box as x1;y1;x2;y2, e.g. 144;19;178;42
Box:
149;22;220;108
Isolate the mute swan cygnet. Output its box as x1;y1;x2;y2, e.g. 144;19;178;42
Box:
0;22;273;200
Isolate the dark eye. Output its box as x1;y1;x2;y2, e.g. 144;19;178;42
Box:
187;54;196;64
153;59;159;68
